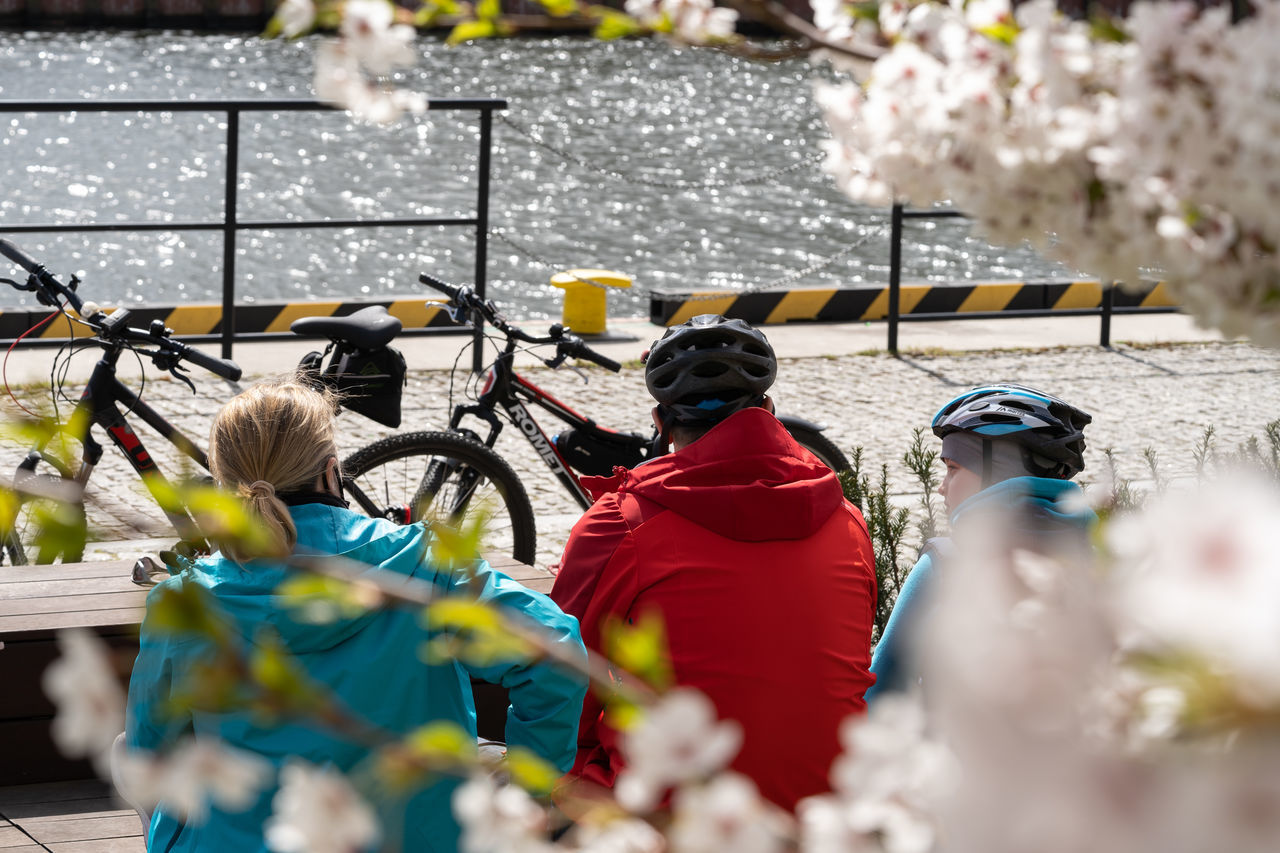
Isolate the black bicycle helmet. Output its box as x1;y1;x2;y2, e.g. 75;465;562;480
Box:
644;314;777;426
932;382;1092;479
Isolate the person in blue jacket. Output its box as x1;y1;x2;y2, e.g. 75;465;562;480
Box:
126;380;587;853
865;383;1095;703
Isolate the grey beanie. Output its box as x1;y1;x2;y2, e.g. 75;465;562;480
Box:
941;432;1039;483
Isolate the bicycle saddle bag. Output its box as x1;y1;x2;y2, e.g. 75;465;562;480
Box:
553;423;649;476
327;344;408;428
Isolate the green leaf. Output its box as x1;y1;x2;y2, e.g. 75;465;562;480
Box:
505;746;559;795
405;720;477;766
591;8;643;40
261;15;283;38
147;579;234;646
602;694;644;731
977;21;1019;46
167;657;248;715
425;597;536;665
539;0;578;17
851;1;879;23
602;609;672;690
249;629;321;712
277;574;380;623
425;507;490;572
0;487;19;539
1090;14;1130;44
476;0;501;19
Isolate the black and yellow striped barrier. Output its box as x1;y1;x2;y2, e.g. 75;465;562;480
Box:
649;281;1178;327
0;298;457;342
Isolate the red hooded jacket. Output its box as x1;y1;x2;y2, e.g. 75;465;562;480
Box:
550;407;877;810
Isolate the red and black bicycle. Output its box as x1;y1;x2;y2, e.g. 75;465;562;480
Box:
332;273;851;565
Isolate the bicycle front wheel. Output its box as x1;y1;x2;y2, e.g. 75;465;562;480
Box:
342;431;537;566
784;424;852;474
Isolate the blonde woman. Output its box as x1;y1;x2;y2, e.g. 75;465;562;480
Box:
126;380;586;852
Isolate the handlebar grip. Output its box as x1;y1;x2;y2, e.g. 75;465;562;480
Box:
177;343;242;381
0;239;41;274
418;273;460;300
575;343;622;373
591;351;622;373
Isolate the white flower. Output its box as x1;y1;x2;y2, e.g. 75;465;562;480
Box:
42;628;126;764
314;40;427;125
340;0;417;75
574;818;665;853
276;0;315;38
452;773;551;853
670;773;785;853
1108;475;1280;705
961;0;1012;30
264;760;380;853
627;0;738;43
814;0;1280;346
115;737;272;823
615;688;743;813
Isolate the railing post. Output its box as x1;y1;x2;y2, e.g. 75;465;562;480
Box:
1100;280;1114;348
472;107;494;375
888;202;904;355
221;108;240;361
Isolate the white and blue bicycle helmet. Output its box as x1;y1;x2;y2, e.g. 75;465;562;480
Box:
932;383;1092;480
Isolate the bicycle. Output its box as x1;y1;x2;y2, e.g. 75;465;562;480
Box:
0;238;243;566
323;272;852;566
0;240;414;569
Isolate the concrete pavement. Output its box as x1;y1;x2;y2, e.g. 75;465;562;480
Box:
2;311;1273;569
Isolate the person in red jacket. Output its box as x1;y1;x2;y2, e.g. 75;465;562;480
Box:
550;314;877;812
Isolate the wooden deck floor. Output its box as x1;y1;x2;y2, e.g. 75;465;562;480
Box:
0;780;144;852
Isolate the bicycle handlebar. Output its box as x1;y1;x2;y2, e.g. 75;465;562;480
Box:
0;238;242;381
0;238;84;313
419;272;622;373
169;340;243;381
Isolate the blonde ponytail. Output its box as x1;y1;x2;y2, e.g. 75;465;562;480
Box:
208;380;339;562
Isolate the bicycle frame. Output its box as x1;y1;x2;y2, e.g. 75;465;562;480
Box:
17;346;209;544
449;347;607;511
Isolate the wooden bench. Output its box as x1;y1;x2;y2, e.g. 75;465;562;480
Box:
0;555;555;786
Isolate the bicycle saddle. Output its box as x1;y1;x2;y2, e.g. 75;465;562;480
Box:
291;306;402;350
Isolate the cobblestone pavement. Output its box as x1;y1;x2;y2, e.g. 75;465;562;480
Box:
3;340;1278;567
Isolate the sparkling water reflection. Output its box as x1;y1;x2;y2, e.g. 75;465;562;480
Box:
0;31;1075;318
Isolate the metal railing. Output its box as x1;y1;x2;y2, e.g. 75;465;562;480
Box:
0;98;506;372
886;203;1179;354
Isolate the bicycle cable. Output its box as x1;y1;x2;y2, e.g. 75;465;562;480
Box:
4;310;60;418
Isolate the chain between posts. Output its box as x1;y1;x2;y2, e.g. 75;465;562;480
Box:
496;114;827;190
488;225;888;302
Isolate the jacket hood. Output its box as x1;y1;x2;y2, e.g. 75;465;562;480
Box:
950;476;1096;538
175;504;433;654
583;407;846;542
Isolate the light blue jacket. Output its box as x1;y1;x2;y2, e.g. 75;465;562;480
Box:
126;503;587;853
865;476;1094;703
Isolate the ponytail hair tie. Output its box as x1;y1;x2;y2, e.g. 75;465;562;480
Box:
246;480;276;499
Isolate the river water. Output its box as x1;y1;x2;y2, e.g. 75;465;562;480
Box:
0;30;1073;318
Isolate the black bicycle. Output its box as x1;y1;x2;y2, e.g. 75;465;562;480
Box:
0;241;434;568
322;272;851;565
0;238;244;565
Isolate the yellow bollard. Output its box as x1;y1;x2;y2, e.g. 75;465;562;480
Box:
550;269;632;336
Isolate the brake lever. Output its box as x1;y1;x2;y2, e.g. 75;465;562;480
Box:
169;364;196;394
151;349;197;394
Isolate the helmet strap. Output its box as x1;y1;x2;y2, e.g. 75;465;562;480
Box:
982;439;993;488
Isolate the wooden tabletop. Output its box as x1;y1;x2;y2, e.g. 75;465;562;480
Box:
0;553;553;640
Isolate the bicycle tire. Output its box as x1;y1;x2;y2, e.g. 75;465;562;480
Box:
342;431;538;566
4;461;88;566
2;527;28;566
784;424;853;474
